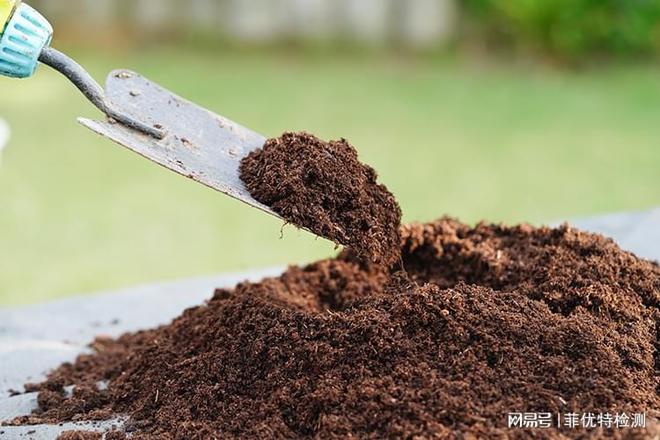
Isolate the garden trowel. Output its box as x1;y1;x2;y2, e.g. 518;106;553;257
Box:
0;1;279;218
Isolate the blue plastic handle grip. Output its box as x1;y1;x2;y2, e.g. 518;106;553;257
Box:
0;3;52;78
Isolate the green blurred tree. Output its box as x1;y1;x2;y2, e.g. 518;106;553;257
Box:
464;0;660;60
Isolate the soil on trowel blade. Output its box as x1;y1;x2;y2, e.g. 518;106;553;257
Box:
240;132;402;266
9;219;659;439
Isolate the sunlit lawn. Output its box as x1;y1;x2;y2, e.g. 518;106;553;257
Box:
1;46;658;305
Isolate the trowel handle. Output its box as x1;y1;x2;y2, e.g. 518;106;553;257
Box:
0;1;52;79
0;1;164;139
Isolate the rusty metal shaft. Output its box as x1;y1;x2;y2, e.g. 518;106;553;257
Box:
38;47;165;139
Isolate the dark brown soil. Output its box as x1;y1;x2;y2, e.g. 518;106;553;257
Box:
9;219;659;439
57;431;102;440
105;431;127;440
240;132;402;266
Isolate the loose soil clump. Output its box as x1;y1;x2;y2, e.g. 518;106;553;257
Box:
9;220;659;439
240;132;402;266
57;431;102;440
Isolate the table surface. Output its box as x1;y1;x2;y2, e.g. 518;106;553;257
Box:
1;208;659;439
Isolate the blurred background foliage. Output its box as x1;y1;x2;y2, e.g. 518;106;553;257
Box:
27;0;660;61
0;0;659;304
463;0;660;61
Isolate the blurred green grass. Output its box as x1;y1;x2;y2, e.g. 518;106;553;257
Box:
0;47;659;305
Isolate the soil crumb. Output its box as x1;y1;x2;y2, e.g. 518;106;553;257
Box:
104;430;127;440
57;431;102;440
10;219;659;439
240;132;402;266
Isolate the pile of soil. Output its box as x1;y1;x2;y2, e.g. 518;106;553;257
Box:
7;132;659;438
10;220;660;439
240;132;402;266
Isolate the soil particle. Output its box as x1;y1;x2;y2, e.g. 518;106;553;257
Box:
56;431;102;440
9;219;659;439
240;132;402;266
104;430;127;440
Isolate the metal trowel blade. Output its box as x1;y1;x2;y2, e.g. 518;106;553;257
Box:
78;69;279;218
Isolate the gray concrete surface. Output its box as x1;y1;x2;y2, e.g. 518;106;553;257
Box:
1;208;658;439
